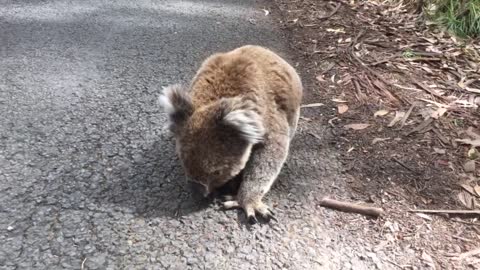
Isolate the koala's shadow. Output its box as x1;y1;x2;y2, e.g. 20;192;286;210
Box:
97;138;215;219
97;137;291;226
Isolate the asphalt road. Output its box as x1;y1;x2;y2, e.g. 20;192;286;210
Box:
1;1;392;269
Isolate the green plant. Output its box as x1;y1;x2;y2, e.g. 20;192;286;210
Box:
429;0;480;38
402;49;417;58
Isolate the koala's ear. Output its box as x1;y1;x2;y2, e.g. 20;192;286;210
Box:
221;101;265;144
158;84;193;133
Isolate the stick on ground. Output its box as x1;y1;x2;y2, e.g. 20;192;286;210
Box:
408;209;480;215
320;197;384;217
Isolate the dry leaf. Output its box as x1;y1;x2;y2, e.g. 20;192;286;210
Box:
460;184;476;196
326;28;346;33
316;75;326;82
458;191;475;209
456;138;480;147
301;103;324;108
431;107;447;119
374;110;389;117
332;98;347;103
421;251;436;269
338;104;349;114
422;37;437;44
416;213;433;221
388;111;406;127
344;123;370;130
464;160;476;173
372;137;390;145
433;148;446;154
474;185;480;197
421;66;434;74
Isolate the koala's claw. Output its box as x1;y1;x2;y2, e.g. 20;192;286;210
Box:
248;215;258;225
222;198;276;223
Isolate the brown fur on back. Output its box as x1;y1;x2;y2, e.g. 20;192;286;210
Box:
189;45;303;130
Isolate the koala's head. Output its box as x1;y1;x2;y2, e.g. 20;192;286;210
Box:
158;84;265;196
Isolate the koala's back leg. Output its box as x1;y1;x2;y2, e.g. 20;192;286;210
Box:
223;133;289;223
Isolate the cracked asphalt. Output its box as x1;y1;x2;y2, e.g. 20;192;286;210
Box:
1;0;394;269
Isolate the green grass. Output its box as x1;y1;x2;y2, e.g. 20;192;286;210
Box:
429;0;480;38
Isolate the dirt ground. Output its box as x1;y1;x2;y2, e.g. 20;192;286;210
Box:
269;0;480;268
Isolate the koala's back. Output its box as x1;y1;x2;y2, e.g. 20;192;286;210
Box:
189;45;303;130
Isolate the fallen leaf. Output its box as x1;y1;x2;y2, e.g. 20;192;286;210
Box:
326;28;345;34
433;148;446;154
316;75;326;82
421;66;434;74
372;137;390;145
416;213;433;221
421;251;436;269
300;116;312;122
456;138;480;147
332;98;347;103
460;184;476;195
374;110;389;117
301;103;324;108
344;123;370;130
347;147;354;152
338;104;348;114
388;111;406;127
474;185;480;197
422;37;437;44
458;191;475;209
464;160;476;173
431;107;447;119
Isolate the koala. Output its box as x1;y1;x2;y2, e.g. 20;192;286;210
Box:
158;45;303;223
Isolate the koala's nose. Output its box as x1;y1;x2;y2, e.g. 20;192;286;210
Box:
187;180;210;198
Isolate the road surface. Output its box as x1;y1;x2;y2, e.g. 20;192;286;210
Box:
0;1;389;269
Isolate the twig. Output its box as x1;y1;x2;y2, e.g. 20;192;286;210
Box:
81;258;87;270
392;157;420;174
404;57;442;62
409;209;480;215
348;30;404;105
385;259;410;269
369;54;399;66
458;248;480;260
318;3;341;20
320;197;384;217
308;132;322;140
405;118;434;136
451;219;480;227
452;235;474;242
301;103;324;108
410;76;447;101
399;103;415;127
352;78;367;103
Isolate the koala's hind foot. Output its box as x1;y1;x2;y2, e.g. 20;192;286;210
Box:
222;195;277;224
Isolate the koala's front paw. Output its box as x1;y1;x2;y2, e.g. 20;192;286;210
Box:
222;195;276;224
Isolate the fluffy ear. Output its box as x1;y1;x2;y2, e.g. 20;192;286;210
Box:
158;84;193;133
221;103;265;144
